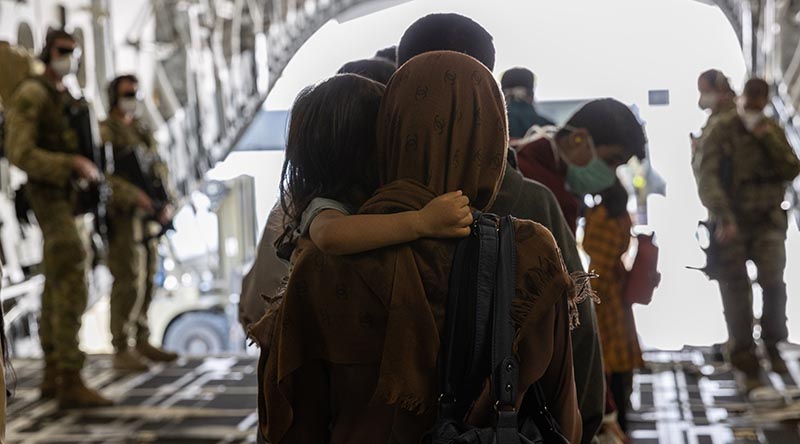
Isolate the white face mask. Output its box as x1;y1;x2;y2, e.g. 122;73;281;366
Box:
739;109;765;132
698;93;718;110
50;56;75;78
119;98;139;115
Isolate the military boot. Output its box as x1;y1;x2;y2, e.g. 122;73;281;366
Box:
39;365;58;400
136;342;178;363
57;370;114;409
767;346;789;375
743;374;763;394
113;349;149;372
730;349;760;374
730;350;763;393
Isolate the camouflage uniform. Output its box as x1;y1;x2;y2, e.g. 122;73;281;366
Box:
100;115;165;350
695;110;800;364
692;101;736;182
4;75;86;373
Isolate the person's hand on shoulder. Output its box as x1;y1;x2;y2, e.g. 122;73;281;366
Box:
416;190;472;238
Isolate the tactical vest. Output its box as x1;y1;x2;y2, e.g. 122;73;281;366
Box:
20;76;80;159
102;117;158;186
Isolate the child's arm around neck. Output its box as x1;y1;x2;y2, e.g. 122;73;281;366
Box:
309;191;472;256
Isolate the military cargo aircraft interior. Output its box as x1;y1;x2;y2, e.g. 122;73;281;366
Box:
2;0;800;443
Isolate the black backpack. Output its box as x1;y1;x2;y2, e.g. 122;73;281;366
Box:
424;213;569;444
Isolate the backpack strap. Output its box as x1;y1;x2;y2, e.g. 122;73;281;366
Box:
493;216;522;444
438;211;498;418
438;226;470;410
493;215;519;409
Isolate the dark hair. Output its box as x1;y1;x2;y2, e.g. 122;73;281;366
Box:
40;29;75;64
699;69;734;95
277;74;385;246
560;98;647;160
337;58;396;85
397;13;495;70
501;67;535;92
374;46;397;65
744;77;770;100
108;74;139;108
599;180;629;218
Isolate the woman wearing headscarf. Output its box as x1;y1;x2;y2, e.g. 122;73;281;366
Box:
260;51;581;443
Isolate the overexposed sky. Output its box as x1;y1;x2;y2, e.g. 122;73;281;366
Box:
266;0;745;109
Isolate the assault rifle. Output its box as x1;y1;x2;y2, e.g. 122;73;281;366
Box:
114;144;174;240
65;98;112;240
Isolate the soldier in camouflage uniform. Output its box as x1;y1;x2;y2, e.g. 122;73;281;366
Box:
696;77;800;392
3;30;120;409
692;69;736;181
101;75;178;371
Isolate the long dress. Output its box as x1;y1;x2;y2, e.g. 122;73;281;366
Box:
583;205;644;373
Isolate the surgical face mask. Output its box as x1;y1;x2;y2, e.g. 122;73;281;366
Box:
561;133;617;195
565;157;617;196
119;98;139;115
698;93;718;110
739;109;765;132
50;56;76;78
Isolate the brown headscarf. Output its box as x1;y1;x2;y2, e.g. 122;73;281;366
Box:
377;51;508;210
363;50;507;409
261;51;580;444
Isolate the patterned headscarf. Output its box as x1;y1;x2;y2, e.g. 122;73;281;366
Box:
346;51;510;415
376;50;508;210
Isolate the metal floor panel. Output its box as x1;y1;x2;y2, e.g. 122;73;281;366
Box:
7;355;258;444
630;347;800;444
9;348;800;443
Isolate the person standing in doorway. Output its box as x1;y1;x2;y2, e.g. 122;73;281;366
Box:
101;75;179;371
4;29;111;408
691;69;736;180
695;77;800;393
501;67;554;139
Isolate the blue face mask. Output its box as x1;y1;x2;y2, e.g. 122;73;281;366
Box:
561;131;617;195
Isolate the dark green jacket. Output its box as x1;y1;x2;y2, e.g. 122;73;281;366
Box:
491;167;604;444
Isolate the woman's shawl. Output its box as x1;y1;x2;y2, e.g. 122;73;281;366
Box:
261;51;581;443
